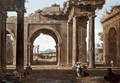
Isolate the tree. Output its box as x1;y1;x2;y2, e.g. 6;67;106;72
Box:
98;32;103;41
98;32;103;47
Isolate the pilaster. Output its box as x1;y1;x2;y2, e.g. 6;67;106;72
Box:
67;21;73;66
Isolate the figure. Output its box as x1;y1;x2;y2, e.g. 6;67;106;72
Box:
82;64;89;77
25;64;32;79
104;68;120;83
110;60;114;68
75;62;82;77
13;68;21;82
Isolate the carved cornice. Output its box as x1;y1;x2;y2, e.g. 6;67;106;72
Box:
63;0;105;14
101;5;120;23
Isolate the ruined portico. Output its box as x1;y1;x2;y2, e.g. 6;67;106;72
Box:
0;0;25;69
0;0;105;70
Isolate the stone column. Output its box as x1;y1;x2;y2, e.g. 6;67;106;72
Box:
30;44;34;64
72;17;78;65
27;43;31;65
88;14;96;68
1;11;7;70
0;10;2;69
0;17;1;69
55;45;57;64
67;21;73;66
0;0;7;70
57;43;61;66
16;11;24;69
37;45;39;55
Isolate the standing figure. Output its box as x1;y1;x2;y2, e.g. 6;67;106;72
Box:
25;64;32;79
75;63;82;77
110;60;114;68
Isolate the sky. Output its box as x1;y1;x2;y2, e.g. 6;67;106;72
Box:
8;0;120;51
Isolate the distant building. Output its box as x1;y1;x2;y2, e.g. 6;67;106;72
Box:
101;5;120;66
95;47;103;62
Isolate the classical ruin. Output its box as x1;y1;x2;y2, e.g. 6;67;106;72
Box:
101;5;120;66
0;0;105;70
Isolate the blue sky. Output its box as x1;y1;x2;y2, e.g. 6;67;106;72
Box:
8;0;120;50
95;0;120;44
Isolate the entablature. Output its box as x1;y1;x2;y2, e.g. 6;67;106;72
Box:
63;0;105;14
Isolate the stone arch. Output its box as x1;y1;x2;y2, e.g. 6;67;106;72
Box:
29;25;62;65
108;27;117;65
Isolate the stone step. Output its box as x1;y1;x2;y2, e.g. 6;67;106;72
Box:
6;68;120;83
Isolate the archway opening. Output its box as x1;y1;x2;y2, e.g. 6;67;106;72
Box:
30;29;59;65
108;27;117;65
33;33;56;65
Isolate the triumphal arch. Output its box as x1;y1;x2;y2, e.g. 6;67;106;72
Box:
0;0;105;70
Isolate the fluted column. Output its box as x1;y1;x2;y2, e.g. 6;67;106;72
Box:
72;17;78;65
88;14;96;68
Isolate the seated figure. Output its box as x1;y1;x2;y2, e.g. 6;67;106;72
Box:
104;68;120;83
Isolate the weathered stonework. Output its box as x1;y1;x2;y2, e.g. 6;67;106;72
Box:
101;5;120;66
0;0;105;69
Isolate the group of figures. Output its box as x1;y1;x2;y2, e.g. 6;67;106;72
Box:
75;62;120;83
0;64;32;83
75;62;89;77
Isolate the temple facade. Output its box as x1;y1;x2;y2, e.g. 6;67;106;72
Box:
101;5;120;66
0;0;105;69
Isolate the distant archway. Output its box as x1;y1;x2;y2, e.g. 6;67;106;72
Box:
33;34;56;65
29;26;62;65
